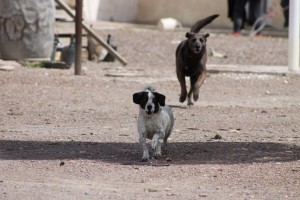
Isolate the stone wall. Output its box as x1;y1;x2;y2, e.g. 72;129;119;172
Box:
0;0;55;60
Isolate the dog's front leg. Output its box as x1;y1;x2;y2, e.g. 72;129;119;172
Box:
152;131;165;158
139;135;149;162
193;70;206;101
176;68;187;103
187;75;197;105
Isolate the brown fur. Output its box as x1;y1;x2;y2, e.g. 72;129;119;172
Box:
176;14;219;105
87;35;103;62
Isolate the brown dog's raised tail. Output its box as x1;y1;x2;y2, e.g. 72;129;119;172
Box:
190;14;219;33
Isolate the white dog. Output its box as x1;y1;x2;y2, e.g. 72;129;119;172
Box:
133;86;174;162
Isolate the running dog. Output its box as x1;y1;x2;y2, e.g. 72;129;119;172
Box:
133;86;174;162
176;14;219;105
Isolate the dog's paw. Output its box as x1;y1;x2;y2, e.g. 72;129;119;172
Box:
179;90;187;103
153;152;161;159
141;150;149;162
152;139;162;158
141;154;149;162
141;157;149;162
151;140;157;150
187;98;194;106
187;102;194;106
179;94;187;103
193;93;199;101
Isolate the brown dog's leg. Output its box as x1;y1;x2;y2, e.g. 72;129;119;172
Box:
187;76;197;105
176;69;187;103
193;71;206;101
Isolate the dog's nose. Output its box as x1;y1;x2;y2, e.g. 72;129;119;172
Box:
147;105;152;111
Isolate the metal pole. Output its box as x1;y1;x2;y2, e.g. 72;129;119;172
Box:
288;0;300;72
75;0;83;75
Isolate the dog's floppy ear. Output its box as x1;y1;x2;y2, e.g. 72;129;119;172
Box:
133;92;143;104
154;92;166;106
204;33;210;38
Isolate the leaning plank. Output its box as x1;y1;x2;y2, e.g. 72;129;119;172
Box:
55;0;127;66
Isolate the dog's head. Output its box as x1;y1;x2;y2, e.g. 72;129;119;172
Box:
133;90;166;115
185;32;209;54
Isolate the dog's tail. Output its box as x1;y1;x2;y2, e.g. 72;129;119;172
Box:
190;14;219;33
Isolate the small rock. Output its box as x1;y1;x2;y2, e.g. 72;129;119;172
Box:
166;157;172;162
59;161;65;166
119;134;129;137
214;134;222;140
0;65;15;71
148;189;158;192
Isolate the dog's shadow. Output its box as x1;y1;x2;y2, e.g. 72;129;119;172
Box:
1;140;299;165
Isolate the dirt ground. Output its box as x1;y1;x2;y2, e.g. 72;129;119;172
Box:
0;23;299;200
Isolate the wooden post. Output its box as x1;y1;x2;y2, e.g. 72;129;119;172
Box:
75;0;82;75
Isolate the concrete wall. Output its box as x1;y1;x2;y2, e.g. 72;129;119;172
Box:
137;0;232;28
97;0;138;22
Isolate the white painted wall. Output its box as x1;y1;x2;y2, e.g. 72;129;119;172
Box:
97;0;138;22
83;0;101;21
80;0;286;30
137;0;231;28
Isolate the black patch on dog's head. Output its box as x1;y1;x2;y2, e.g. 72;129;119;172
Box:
153;92;166;107
186;32;209;54
133;91;166;115
133;91;148;108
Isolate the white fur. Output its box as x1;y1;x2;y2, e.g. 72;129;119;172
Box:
144;92;155;114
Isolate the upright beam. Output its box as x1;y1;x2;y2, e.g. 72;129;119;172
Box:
288;0;300;72
75;0;82;75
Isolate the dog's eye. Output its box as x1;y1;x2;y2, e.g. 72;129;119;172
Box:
200;38;204;42
192;38;197;42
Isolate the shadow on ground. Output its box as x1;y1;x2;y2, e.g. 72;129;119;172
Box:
1;140;299;165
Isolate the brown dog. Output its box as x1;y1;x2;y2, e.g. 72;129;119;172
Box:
176;14;219;105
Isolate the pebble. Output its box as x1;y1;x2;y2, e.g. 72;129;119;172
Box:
0;65;15;71
214;134;222;140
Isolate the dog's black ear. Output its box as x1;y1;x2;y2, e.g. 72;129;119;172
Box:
185;32;192;39
204;33;210;38
133;92;143;104
154;92;166;106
